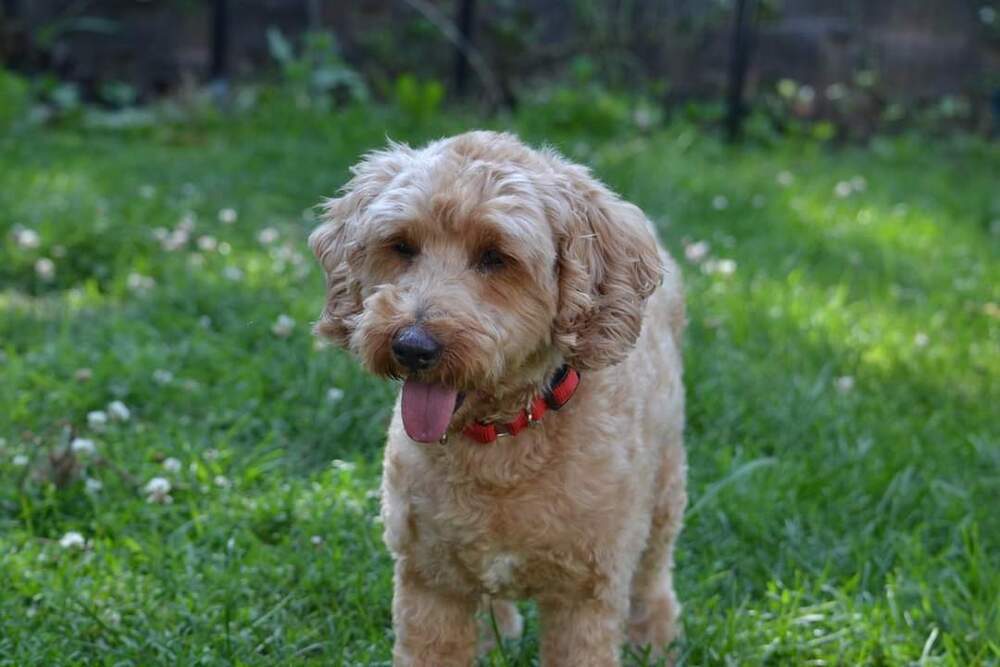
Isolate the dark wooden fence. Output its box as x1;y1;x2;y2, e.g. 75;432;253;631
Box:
1;0;995;117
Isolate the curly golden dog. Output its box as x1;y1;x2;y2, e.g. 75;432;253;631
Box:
310;131;686;666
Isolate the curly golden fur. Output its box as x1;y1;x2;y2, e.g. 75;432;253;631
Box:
310;131;687;666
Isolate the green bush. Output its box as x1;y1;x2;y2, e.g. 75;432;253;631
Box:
391;74;445;126
0;69;31;131
267;28;369;110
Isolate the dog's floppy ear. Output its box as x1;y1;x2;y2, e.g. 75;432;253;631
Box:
547;157;664;371
309;142;414;346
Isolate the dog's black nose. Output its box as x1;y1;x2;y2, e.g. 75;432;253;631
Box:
392;326;443;371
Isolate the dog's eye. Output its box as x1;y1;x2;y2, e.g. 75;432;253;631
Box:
475;248;506;272
392;241;417;259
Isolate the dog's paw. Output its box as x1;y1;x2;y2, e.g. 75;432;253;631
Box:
627;594;681;664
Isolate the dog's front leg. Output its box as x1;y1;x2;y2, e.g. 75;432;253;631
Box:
392;563;477;667
538;597;626;667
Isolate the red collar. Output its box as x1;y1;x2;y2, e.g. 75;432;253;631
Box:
462;366;581;444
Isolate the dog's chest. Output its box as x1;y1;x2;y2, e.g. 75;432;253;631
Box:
449;535;598;600
478;551;522;594
421;492;604;599
388;435;626;599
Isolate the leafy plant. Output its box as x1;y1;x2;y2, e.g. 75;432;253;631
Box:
391;74;445;125
266;28;369;110
0;69;30;132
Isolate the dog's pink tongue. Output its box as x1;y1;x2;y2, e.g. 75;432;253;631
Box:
401;379;459;443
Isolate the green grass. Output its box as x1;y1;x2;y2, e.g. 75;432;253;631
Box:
1;104;997;666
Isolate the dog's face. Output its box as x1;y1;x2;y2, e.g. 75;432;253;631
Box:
310;131;663;442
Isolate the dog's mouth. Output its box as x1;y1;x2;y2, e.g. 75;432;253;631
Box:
400;379;466;443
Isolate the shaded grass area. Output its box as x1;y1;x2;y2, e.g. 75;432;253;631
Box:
1;107;997;665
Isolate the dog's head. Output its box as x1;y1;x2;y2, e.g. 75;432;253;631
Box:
310;131;662;442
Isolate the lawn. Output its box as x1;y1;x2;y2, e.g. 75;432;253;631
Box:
1;104;997;665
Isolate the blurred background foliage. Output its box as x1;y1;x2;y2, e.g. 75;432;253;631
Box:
0;0;998;140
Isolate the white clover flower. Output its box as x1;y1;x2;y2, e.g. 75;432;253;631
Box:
197;235;218;252
326;387;345;403
834;181;854;198
162;457;182;473
198;316;213;329
980;6;996;24
310;535;323;546
14;226;41;249
87;411;108;431
162;228;190;251
633;107;656;131
849;176;867;192
34;258;56;281
213;475;232;489
217;242;232;256
684;241;710;264
271;314;295;338
711;195;729;211
126;272;156;292
177;213;197;232
914;332;930;348
218;208;238;224
138;184;156;199
144;477;173;503
59;531;86;549
776;171;794;187
71;438;97;457
85;478;103;494
12;454;29;467
835;376;855;394
204;448;220;461
152;369;174;385
702;258;737;276
257;227;279;245
107;400;131;422
222;266;244;281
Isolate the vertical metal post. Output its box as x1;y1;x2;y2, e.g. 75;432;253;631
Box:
210;0;229;81
306;0;321;29
1;0;20;20
725;0;757;142
453;0;476;96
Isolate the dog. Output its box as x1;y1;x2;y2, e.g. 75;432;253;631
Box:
310;131;686;666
